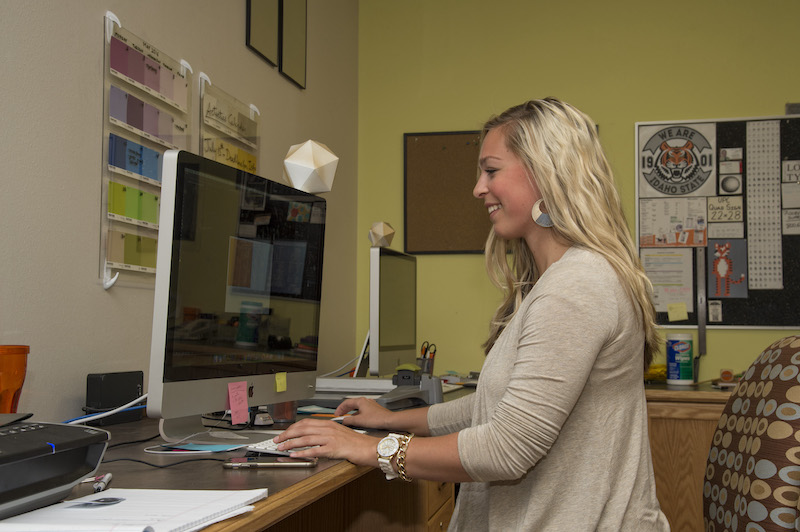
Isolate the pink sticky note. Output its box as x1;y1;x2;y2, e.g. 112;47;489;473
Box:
228;381;249;425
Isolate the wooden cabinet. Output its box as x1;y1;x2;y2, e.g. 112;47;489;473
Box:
264;469;454;531
339;473;454;531
646;387;730;532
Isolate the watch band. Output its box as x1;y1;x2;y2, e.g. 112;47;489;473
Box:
396;433;414;482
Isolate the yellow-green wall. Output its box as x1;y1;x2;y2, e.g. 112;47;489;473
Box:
357;1;800;381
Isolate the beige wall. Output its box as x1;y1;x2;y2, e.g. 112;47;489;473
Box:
357;1;800;380
0;0;359;421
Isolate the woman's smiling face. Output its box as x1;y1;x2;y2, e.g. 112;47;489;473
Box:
474;127;541;240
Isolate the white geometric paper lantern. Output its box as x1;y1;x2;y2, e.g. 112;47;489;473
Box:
283;140;339;193
368;222;395;247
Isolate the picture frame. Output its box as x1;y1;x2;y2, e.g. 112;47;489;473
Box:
246;0;280;67
280;0;307;89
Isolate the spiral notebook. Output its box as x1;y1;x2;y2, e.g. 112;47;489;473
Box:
0;488;268;531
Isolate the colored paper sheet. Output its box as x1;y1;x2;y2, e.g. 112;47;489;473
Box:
275;372;287;392
109;85;127;123
108;182;126;216
228;381;249;425
108;133;127;168
126;142;143;174
126;94;144;130
238;112;258;143
172;118;188;149
140;145;161;181
139;236;157;268
127;46;145;84
173;74;188;109
158;112;174;147
159;67;174;100
107;231;125;263
143;104;159;137
124;186;140;220
123;233;139;265
140;191;159;224
239;148;257;174
144;57;160;92
109;37;129;75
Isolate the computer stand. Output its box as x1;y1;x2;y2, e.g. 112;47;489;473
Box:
376;370;443;411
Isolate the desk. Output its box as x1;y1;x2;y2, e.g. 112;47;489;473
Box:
71;418;454;531
645;384;731;532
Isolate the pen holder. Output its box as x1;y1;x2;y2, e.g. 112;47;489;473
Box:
416;357;434;376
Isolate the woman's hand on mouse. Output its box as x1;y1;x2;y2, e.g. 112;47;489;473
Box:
334;397;393;430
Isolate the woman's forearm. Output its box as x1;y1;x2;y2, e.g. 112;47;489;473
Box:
384;406;432;436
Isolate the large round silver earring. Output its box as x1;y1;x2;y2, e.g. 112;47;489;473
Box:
531;199;554;228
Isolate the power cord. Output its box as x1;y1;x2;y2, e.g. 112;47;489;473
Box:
64;394;148;425
102;457;225;468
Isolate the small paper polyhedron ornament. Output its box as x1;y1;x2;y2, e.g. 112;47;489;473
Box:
368;222;395;247
283;140;339;193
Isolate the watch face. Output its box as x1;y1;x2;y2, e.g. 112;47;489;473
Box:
377;436;400;457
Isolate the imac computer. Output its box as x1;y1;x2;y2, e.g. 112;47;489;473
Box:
147;150;325;444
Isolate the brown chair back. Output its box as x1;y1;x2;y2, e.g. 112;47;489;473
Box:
703;335;800;531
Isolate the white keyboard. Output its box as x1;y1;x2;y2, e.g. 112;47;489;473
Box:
246;436;310;456
246;428;366;455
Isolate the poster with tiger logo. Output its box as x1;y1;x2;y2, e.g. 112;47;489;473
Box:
638;123;717;198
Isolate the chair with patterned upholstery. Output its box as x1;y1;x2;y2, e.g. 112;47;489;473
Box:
703;335;800;531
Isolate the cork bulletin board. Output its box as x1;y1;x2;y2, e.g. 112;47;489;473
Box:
404;131;490;254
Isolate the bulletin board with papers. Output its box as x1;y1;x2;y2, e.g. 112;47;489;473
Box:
635;115;800;328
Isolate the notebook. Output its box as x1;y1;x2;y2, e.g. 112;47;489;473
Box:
0;487;268;531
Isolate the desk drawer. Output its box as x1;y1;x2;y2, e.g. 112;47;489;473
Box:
427;496;455;532
423;480;453;518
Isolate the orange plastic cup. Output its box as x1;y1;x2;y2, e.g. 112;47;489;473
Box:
0;345;28;413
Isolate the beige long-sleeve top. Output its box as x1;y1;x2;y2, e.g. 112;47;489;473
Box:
428;247;670;531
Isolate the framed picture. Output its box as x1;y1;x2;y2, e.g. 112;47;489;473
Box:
280;0;307;89
246;0;280;67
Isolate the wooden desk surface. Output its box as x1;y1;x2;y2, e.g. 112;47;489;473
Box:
70;417;373;530
645;382;732;404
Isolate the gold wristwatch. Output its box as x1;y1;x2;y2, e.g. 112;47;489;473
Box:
377;433;404;480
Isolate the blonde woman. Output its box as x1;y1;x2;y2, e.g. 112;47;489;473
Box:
276;98;669;531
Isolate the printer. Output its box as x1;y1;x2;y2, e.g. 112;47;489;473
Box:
0;413;109;519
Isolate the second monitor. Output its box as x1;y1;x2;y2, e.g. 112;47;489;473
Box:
367;247;417;377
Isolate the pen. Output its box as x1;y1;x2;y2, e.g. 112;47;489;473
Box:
93;473;112;493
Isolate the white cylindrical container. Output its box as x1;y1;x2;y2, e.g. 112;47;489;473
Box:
666;333;694;385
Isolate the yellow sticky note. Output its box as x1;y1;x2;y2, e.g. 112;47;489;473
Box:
667;303;689;322
275;372;287;392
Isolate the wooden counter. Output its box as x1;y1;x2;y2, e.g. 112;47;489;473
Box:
645;384;731;532
71;417;453;531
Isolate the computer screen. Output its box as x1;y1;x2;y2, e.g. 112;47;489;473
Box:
147;150;325;443
367;247;417;377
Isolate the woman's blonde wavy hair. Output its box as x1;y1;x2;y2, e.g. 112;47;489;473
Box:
481;98;659;369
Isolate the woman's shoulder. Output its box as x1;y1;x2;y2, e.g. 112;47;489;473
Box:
547;246;615;282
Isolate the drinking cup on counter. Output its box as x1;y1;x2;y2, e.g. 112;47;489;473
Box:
0;345;29;413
